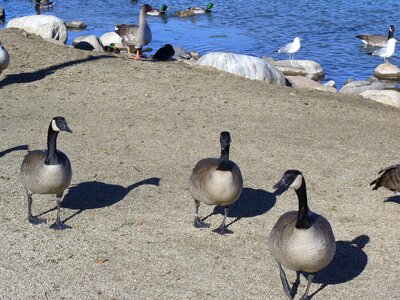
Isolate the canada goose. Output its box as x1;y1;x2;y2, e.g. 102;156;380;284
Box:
269;170;335;300
276;37;302;63
0;41;10;75
370;164;400;194
356;25;395;47
189;3;214;14
115;4;153;60
147;4;168;16
189;131;243;234
371;38;398;63
35;0;54;10
20;116;72;230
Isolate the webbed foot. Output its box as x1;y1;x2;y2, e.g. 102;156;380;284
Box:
50;221;71;230
194;217;210;228
29;216;47;225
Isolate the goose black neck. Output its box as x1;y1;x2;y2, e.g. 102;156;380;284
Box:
45;124;60;165
388;29;394;39
217;145;230;171
295;179;311;229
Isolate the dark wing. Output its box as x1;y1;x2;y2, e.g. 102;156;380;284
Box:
370;164;400;191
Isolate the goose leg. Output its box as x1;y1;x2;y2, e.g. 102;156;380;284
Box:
213;206;233;234
194;199;210;228
127;47;134;59
299;273;315;300
135;47;142;60
278;262;293;299
50;194;71;230
26;191;46;224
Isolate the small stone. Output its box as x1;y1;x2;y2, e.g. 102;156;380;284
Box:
66;20;87;30
374;63;400;80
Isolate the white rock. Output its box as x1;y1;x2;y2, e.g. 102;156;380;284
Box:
73;35;104;52
99;32;123;48
269;60;324;81
374;63;400;80
339;80;399;95
7;15;67;44
360;90;400;108
286;76;336;93
196;52;286;85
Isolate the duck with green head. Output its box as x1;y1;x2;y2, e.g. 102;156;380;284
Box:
147;4;168;16
189;3;214;14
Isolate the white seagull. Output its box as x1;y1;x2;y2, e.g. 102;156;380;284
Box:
0;41;10;75
372;38;398;63
276;37;302;63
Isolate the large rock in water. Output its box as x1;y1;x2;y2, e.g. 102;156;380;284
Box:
99;32;123;48
286;76;336;93
374;63;400;80
269;59;324;81
73;35;104;52
360;90;400;108
7;15;67;44
339;80;400;95
196;52;286;85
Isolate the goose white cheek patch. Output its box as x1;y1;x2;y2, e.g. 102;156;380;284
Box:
290;174;303;189
51;119;61;132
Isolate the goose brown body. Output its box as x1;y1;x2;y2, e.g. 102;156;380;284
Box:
370;164;400;192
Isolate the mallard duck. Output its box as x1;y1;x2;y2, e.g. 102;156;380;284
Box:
0;41;10;75
21;117;73;230
276;37;302;62
115;4;153;60
176;9;195;17
371;38;398;63
151;44;175;61
147;4;168;16
269;170;336;300
356;25;395;47
35;0;54;10
189;131;243;234
189;3;214;14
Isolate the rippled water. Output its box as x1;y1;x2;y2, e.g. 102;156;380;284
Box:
1;0;399;87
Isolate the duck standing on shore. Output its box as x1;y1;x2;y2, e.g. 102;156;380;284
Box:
0;41;10;75
115;4;153;60
147;4;168;16
356;25;395;47
371;164;400;195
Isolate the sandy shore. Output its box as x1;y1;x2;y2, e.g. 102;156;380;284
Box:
0;28;399;299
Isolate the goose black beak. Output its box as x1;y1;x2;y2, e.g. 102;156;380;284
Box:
63;124;73;133
273;178;288;190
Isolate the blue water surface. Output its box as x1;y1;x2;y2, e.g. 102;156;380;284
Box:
1;0;399;87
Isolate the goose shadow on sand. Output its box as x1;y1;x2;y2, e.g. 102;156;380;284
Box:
292;235;369;299
383;195;400;204
39;177;160;224
0;145;29;158
209;187;284;228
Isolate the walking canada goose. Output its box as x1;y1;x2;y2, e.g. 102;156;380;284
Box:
0;41;10;75
371;38;398;63
115;4;153;60
276;37;302;63
189;3;214;14
370;164;400;194
269;170;335;300
189;131;243;234
20;117;72;230
147;4;168;16
356;25;395;47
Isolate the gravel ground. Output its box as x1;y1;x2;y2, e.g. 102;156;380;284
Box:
0;29;399;299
